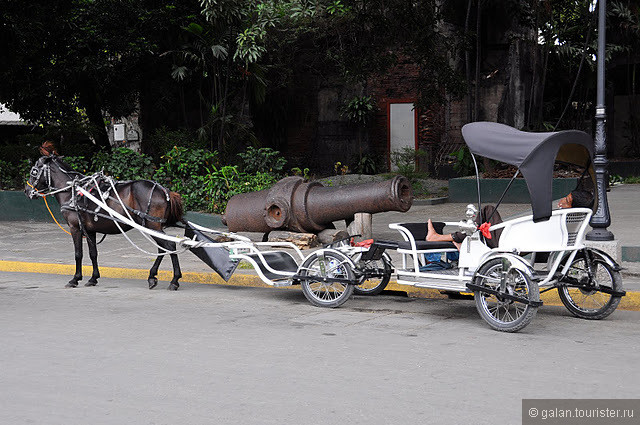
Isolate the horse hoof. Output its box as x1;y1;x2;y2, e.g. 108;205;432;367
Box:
148;277;158;289
65;282;78;288
85;281;98;287
167;283;179;291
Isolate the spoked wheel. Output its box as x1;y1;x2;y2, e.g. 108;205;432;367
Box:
352;253;392;296
298;250;355;308
473;258;539;332
558;257;623;320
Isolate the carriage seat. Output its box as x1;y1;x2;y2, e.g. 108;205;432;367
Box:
393;222;457;251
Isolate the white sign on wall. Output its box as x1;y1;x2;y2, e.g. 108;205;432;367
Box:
113;124;126;142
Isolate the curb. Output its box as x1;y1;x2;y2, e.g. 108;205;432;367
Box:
413;197;448;206
3;260;640;311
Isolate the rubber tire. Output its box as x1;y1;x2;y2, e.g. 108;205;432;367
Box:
558;257;622;320
299;250;355;308
353;254;392;296
473;258;539;333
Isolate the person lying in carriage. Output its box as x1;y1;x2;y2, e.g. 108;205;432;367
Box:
425;188;594;250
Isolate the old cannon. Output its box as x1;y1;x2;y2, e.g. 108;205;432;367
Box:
222;175;413;233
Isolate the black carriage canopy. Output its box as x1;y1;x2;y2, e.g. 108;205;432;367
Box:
461;122;595;222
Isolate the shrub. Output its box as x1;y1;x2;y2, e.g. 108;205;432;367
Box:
0;158;30;190
390;147;428;179
92;148;155;180
62;156;91;174
146;127;205;161
155;146;218;211
237;146;287;175
204;165;278;214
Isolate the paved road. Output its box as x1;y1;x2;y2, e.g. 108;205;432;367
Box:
1;271;638;425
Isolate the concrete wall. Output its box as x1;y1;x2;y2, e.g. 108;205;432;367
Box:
0;191;222;228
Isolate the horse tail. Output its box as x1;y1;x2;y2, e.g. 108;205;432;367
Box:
166;191;185;226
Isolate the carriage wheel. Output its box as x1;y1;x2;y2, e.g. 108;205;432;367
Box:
473;259;539;332
352;253;392;296
558;257;622;320
298;251;355;308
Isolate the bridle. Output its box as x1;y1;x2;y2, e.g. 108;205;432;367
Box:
27;156;82;197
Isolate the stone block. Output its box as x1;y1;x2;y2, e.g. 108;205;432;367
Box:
583;239;621;263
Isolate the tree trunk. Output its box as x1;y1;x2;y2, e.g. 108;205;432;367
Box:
79;82;111;151
464;0;473;123
474;0;482;122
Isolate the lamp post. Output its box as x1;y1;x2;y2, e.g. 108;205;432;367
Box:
586;0;614;241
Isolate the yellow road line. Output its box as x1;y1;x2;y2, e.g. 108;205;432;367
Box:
2;260;640;311
0;260;270;288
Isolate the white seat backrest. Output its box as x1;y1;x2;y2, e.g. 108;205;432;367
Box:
497;208;592;252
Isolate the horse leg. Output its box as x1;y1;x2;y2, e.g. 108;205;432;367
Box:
85;232;100;286
168;250;182;291
147;248;164;290
151;236;182;291
66;227;83;288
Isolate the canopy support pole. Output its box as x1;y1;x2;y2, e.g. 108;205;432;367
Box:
586;0;614;241
471;153;482;222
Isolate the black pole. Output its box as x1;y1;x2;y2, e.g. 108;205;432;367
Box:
586;0;614;241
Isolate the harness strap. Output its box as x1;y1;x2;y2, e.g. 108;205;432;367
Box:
63;197;167;224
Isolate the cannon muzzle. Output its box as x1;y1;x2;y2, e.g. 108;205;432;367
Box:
222;175;413;233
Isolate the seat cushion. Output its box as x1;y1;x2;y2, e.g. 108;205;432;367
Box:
398;222;446;240
396;240;457;250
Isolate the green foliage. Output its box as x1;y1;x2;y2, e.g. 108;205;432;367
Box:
204;165;278;213
62;156;91;174
0;142;40;165
451;146;475;177
154;146;218;211
0;160;12;190
391;147;428;179
237;146;287;174
92;148;155;181
290;167;311;181
341;95;375;125
352;154;378;175
0;159;30;190
334;161;349;175
0;142;38;190
146;127;206;161
624;176;640;184
0;159;31;190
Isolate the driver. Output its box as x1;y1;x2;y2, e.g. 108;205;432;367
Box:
426;189;594;250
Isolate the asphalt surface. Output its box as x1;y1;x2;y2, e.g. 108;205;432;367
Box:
1;271;638;425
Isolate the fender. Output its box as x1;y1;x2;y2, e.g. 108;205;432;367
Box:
582;247;622;271
312;248;358;269
473;252;537;283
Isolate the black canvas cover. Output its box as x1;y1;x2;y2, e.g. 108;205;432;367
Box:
462;122;594;221
184;224;239;281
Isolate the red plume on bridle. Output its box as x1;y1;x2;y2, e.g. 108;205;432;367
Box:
39;141;58;156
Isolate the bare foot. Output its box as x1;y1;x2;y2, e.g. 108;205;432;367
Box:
426;219;437;241
426;219;457;244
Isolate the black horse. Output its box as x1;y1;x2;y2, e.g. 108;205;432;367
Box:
25;142;185;290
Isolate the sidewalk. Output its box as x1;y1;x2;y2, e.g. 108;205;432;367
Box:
1;183;639;302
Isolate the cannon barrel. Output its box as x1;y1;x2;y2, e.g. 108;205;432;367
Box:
222;175;413;233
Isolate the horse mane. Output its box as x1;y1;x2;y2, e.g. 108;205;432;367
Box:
54;156;82;175
166;191;184;226
39;141;58;156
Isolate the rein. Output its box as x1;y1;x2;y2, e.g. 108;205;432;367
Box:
27;180;72;236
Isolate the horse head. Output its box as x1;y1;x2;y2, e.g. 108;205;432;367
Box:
24;142;59;199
